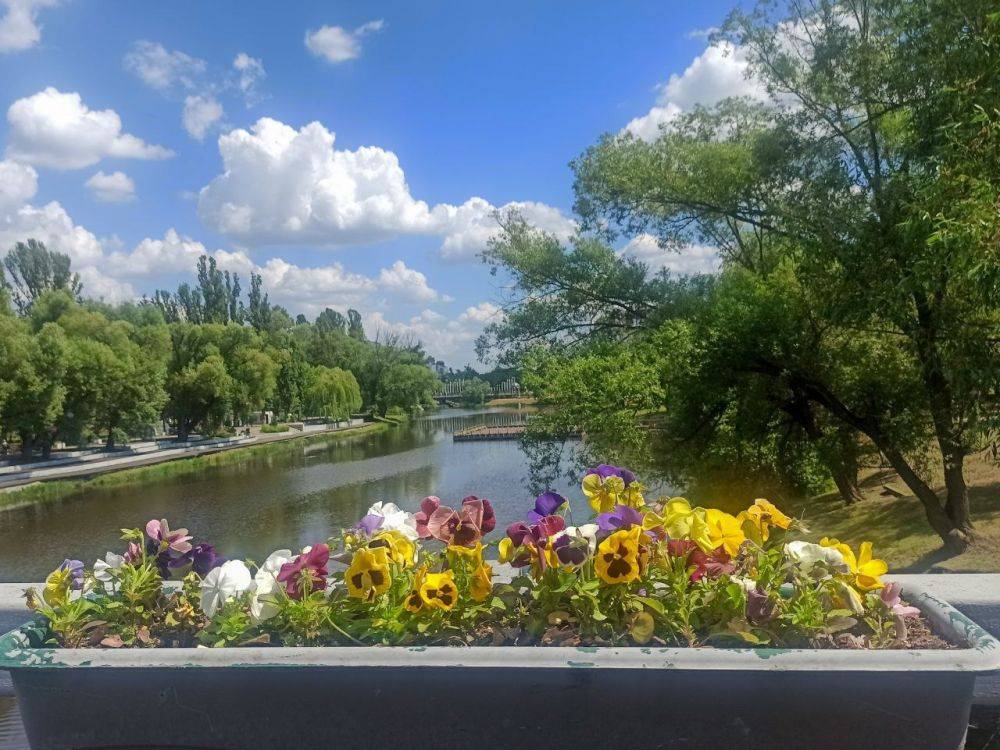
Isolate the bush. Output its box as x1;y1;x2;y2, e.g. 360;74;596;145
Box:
260;423;290;434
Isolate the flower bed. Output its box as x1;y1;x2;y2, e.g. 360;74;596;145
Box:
23;465;950;651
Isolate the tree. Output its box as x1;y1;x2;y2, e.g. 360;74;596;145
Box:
347;308;365;340
304;366;362;420
1;240;82;315
566;0;1000;549
460;378;492;407
315;308;346;334
378;363;439;415
246;273;271;332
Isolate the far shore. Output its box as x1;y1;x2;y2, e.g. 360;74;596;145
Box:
0;422;387;512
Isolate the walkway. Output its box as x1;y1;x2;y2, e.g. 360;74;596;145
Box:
0;419;367;492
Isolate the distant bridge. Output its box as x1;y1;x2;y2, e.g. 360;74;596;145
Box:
435;377;526;402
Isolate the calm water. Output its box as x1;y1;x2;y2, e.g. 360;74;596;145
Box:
0;407;630;582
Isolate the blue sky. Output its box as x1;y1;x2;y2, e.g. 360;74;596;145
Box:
0;0;749;365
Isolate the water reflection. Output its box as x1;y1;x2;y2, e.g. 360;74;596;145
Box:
0;407;634;582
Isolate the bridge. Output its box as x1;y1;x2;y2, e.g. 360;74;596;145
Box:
435;377;526;403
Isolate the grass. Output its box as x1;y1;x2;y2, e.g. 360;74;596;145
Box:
0;423;387;511
780;451;1000;573
259;423;290;434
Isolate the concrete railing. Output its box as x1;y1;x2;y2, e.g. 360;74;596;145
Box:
2;574;999;701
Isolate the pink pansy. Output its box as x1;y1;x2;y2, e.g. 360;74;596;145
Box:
427;497;491;546
415;497;441;539
880;582;920;618
276;544;330;599
145;519;192;555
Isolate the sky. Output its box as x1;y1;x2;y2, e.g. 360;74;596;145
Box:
0;0;754;366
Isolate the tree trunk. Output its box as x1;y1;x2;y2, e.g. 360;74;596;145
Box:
830;463;864;505
942;445;972;533
880;444;969;552
20;433;34;460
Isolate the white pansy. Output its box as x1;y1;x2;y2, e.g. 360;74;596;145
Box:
249;549;293;623
365;501;419;541
562;524;599;553
200;560;253;618
784;541;848;573
731;575;758;595
92;552;125;593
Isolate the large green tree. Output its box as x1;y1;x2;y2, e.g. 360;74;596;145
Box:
1;240;82;315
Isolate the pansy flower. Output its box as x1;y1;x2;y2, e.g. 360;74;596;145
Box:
582;472;626;513
276;544;330;599
368;530;416;568
470;561;493;602
552;524;599;569
594;526;642;585
653;497;713;551
364;501;419;541
419;570;458;611
146;519;193;556
93;552;125;593
596;504;644;534
784;540;848;575
879;582;920;618
527;491;566;523
705;509;746;556
427;497;494;546
414;497;441;539
43;559;84;607
345;547;391;601
666;540;734;581
249;549;293;623
738;498;793;543
820;538;887;591
199;560;253;618
405;567;428;613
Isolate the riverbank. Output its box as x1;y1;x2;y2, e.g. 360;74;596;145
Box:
485;396;536;407
783;451;1000;573
0;423;387;512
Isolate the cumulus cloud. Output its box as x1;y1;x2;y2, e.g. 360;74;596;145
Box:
123;40;205;92
377;260;447;303
367;302;501;365
85;170;135;203
197;117;572;257
0;200;103;265
232;52;266;105
0;0;57;54
5;88;173;169
0;158;37;211
435;198;576;260
305;19;384;63
620;234;720;275
625;41;769;141
182;94;224;141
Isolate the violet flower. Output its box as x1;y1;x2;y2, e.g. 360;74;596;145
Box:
276;544;330;599
356;514;385;536
59;559;85;591
596;504;644;534
585;464;636;487
746;587;777;625
527;491;566;523
146;519;193;555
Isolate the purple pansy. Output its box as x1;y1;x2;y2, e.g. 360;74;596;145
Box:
59;559;85;591
585;464;636;487
356;514;385;536
596;504;643;533
527;492;566;523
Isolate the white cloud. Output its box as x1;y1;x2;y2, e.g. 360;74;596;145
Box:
625;41;769;141
6;88;173;169
182;94;224;141
232;52;266;105
76;265;136;303
85;170;136;203
106;228;206;276
377;260;445;303
0;158;37;211
197;117;572;258
123;40;205;92
305;19;384;63
0;200;103;264
0;0;57;54
620;234;720;275
367;301;501;365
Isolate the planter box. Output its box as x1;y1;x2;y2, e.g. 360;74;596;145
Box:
1;581;998;750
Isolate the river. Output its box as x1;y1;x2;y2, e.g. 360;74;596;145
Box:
0;407;664;582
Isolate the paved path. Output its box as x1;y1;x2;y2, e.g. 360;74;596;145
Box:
0;420;367;493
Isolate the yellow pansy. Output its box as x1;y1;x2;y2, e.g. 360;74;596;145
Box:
621;481;646;509
470;562;493;602
582;473;625;513
594;526;642;585
660;498;713;551
447;541;483;566
820;538;887;591
345;547;392;601
404;566;427;613
738;498;793;543
43;566;73;608
420;571;459;611
369;530;416;568
705;509;746;556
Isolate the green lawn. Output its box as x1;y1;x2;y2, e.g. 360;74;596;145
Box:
781;453;1000;572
